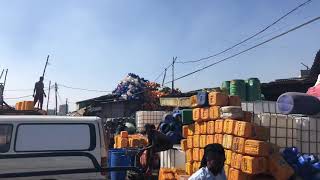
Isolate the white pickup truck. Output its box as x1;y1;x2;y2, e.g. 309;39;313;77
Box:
0;115;109;180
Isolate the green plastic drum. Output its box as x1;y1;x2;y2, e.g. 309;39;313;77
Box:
221;81;230;95
246;78;261;101
230;79;246;101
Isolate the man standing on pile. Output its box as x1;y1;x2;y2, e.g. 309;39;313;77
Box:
33;76;46;110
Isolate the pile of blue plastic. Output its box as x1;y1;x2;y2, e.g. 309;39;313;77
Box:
159;112;183;144
282;147;320;179
112;73;148;100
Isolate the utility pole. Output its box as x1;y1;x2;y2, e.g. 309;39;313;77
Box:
55;82;58;115
65;98;68;115
162;68;167;87
42;55;50;78
46;81;51;112
171;57;177;93
3;69;8;89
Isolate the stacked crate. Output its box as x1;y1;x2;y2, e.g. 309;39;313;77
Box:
180;92;294;180
114;131;148;148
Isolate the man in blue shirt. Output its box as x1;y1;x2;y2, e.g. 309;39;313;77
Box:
189;144;227;180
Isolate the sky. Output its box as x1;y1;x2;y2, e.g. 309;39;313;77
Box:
1;0;320;111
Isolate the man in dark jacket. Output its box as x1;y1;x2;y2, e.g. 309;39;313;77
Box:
142;124;173;175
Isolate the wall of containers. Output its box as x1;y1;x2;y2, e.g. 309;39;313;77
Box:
177;92;295;180
242;100;320;158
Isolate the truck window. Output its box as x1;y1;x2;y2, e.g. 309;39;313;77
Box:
15;124;95;152
0;124;13;153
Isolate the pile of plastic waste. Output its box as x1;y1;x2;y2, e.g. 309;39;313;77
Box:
282;147;320;179
112;73;148;100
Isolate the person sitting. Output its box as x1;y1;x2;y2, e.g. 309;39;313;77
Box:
189;143;227;180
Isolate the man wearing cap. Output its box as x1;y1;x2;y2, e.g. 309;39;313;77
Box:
189;143;227;180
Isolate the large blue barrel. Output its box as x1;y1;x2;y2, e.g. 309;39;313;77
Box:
277;92;320;115
109;149;131;180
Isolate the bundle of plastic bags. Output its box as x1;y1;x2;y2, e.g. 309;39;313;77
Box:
282;147;320;179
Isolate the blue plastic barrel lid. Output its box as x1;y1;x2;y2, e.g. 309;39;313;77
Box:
277;94;294;114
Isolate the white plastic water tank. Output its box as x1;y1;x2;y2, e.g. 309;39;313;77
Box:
160;145;186;169
135;111;169;132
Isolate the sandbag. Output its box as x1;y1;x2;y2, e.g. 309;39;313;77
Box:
277;92;320;115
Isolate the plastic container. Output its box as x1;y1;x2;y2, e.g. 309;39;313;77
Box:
200;108;209;121
187;136;193;149
231;153;243;169
223;134;233;149
187;124;194;136
214;120;224;133
241;156;267;174
209;106;220;120
190;95;198;107
207;135;214;145
15;102;20;110
120;131;128;138
199;149;204;162
269;153;295;180
177;175;190;180
234;121;269;141
192;148;200;161
181;139;187;151
182;125;188;138
208;92;229;106
244;140;270;156
228;168;248;180
186;149;193;162
200;135;207;148
207;121;215;134
220;106;244;120
229;95;241;106
197;91;208;107
232;137;246;154
214;134;223;144
136;111;168;132
186;162;193;175
160;146;185;169
246;78;261;101
225;149;233;165
110;149;131;180
277;92;320;115
128;138;140;148
200;122;207;134
221;81;230;95
194;122;200;135
192;108;201;121
223;119;236;134
193;135;200;148
182;109;193;125
224;165;230;178
160;97;179;107
193;162;200;173
178;97;191;107
230;79;246;101
24;101;34;110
